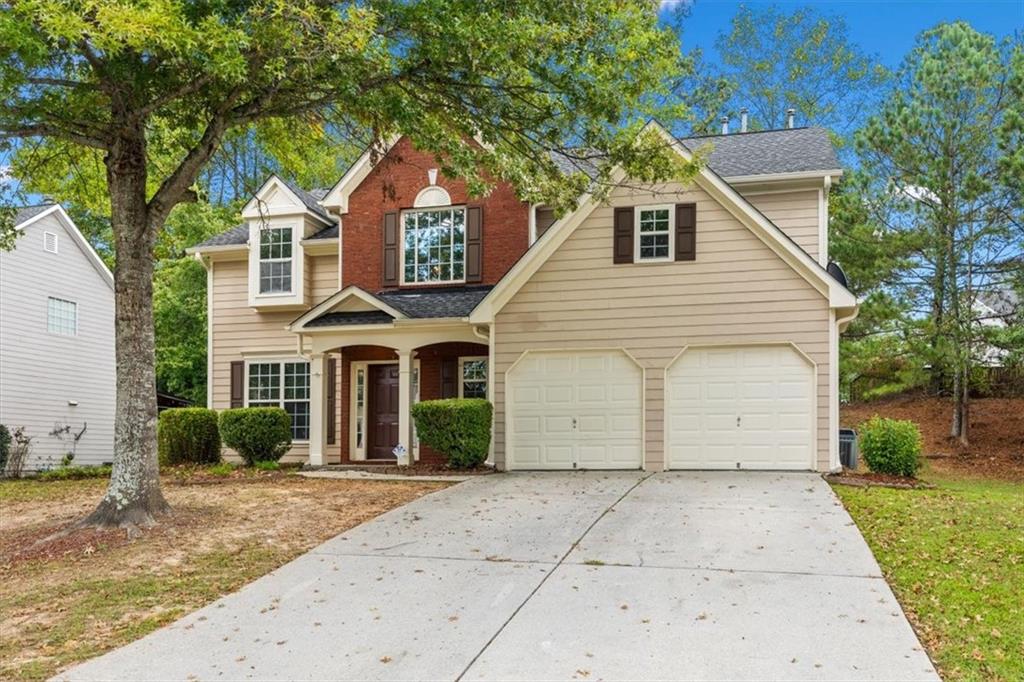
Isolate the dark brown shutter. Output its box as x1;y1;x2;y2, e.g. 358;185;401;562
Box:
465;206;483;283
382;211;399;286
326;357;337;445
675;203;696;261
613;206;634;264
535;207;556;240
230;361;245;408
441;358;458;398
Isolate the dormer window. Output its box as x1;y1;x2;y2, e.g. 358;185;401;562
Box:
259;226;293;294
402;207;466;284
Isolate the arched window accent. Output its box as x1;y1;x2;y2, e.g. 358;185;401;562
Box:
414;185;452;208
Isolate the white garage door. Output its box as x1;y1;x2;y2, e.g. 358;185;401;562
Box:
667;345;814;470
507;350;642;470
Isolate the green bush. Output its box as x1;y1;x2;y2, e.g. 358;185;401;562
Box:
0;424;10;471
158;408;221;466
859;416;922;477
38;464;113;481
219;408;292;465
411;398;492;468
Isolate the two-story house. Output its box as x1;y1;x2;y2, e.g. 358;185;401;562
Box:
188;121;858;472
0;204;116;470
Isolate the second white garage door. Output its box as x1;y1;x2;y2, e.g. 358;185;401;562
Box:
666;345;815;470
507;350;642;470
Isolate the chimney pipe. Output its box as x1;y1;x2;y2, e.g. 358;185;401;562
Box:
721;116;729;135
786;108;795;129
740;108;748;133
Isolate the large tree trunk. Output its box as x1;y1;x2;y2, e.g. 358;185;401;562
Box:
82;125;170;531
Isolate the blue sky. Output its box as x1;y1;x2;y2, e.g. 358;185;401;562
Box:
667;0;1020;67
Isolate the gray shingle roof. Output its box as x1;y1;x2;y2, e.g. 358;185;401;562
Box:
679;127;840;178
14;204;55;225
193;223;248;248
306;310;394;327
278;178;333;222
376;286;493;319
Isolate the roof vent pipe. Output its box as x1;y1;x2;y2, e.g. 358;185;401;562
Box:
786;108;795;129
721;116;729;135
740;108;748;133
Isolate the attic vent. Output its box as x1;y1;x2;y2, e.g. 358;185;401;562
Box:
43;231;58;253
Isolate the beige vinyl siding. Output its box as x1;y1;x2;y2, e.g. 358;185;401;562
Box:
210;253;341;463
493;182;831;471
743;189;820;262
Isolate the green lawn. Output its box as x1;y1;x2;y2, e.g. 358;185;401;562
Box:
833;472;1024;681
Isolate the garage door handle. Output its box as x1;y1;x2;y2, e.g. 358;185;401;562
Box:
736;416;741;427
572;417;578;429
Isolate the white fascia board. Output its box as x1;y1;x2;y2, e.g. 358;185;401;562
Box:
319;135;403;213
185;243;248;256
288;285;408;331
19;204;115;291
724;169;844;184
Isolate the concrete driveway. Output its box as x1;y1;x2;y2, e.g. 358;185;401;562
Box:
58;472;938;681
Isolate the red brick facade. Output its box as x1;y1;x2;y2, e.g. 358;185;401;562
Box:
337;342;489;465
339;137;531;292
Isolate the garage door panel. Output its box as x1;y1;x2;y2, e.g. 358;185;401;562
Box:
508;350;642;470
667;345;814;471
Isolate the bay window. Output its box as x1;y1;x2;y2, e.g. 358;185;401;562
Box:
402;207;465;284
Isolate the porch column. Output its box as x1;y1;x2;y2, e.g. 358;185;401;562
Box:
397;349;412;464
308;352;327;466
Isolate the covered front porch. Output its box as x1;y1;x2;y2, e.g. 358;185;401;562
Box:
291;285;495;467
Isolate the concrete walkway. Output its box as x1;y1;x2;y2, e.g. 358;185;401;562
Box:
57;472;938;681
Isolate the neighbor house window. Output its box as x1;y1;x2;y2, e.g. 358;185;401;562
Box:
47;297;77;336
247;360;310;440
635;206;673;261
259;226;293;293
402;207;465;284
459;357;488;399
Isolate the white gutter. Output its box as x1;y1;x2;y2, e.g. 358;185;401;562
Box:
725;169;844;184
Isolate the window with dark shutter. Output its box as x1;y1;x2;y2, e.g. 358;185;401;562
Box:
382;211;399;286
675;203;696;261
326;357;337;445
230;361;245;408
465;206;483;283
613;206;634;263
440;358;458;398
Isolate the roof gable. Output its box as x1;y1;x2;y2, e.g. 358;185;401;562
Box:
470;120;856;323
319;135;403;213
240;175;334;225
14;204;114;291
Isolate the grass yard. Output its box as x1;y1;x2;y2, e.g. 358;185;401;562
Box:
834;470;1024;681
0;471;448;680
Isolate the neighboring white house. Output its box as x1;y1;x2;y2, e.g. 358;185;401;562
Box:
0;204;115;469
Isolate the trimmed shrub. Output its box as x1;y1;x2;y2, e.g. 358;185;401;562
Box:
158;408;221;466
219;407;292;465
411;398;492;468
859;416;922;477
0;424;10;471
38;465;113;481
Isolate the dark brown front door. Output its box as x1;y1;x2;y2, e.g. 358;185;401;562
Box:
368;364;399;459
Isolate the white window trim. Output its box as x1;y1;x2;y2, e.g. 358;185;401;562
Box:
349;359;421;461
43;231;59;253
458;356;488;399
257;225;295;296
46;296;78;336
244;358;311;443
399;205;468;286
634;204;675;263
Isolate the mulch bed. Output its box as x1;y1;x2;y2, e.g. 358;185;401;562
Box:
304;463;495;476
825;471;935;489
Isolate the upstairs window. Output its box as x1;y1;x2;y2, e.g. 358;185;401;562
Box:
259;226;292;294
402;207;465;284
47;297;77;336
635;206;673;261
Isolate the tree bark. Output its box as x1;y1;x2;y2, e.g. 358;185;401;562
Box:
81;123;170;531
